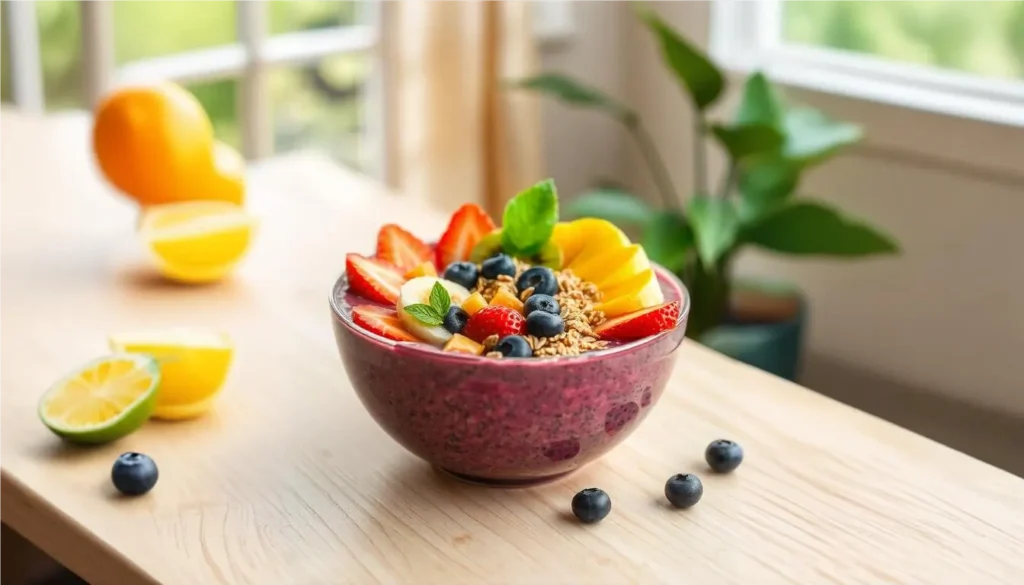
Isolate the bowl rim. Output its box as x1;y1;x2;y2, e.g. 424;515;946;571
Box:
330;262;690;367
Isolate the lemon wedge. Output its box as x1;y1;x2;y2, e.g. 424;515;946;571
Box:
139;201;256;283
109;328;234;420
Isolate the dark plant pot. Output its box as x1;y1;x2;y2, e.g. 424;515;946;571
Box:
700;282;805;382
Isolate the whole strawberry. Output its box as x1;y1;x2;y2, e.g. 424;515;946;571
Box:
463;306;526;343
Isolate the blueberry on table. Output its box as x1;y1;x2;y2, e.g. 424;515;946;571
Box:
664;473;703;509
443;262;479;290
111;452;159;496
495;335;532;357
523;294;560;316
526;311;564;338
705;439;744;473
516;267;558;297
480;254;516;280
443;306;469;334
572;488;611;524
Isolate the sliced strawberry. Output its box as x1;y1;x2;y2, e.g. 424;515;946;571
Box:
346;254;404;304
595;301;680;341
462;306;526;343
435;204;497;270
352;305;418;342
376;224;433;273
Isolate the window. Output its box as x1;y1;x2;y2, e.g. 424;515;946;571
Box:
710;1;1024;127
0;0;380;175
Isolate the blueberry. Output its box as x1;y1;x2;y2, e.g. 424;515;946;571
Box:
443;306;468;334
664;473;703;509
480;254;516;280
516;266;558;297
495;335;532;357
705;439;744;473
523;294;560;316
443;262;479;290
111;452;159;496
526;311;564;338
571;487;612;523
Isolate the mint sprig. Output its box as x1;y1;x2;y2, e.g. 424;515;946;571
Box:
404;282;451;326
501;179;559;257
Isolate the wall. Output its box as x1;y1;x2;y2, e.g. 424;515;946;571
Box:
619;2;1024;417
536;1;630;200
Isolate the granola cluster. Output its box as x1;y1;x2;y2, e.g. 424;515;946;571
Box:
471;264;609;358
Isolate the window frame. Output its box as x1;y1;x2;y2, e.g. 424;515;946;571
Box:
708;0;1024;181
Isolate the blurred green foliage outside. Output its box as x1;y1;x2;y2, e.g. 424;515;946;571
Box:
1;0;368;168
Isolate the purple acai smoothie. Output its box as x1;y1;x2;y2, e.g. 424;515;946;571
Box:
331;266;689;485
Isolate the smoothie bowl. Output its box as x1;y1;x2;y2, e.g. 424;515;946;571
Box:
330;179;689;485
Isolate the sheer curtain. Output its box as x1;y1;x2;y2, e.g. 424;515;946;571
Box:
386;0;544;217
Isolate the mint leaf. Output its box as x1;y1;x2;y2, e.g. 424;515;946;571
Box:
429;282;451;315
501;179;559;257
403;304;443;326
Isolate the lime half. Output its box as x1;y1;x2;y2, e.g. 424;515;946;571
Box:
39;354;161;444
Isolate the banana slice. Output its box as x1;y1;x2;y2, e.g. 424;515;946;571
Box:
397;276;471;345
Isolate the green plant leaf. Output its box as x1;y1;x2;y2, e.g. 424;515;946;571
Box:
743;200;899;256
639;10;724;110
711;123;784;160
511;74;635;123
429;282;451;315
404;304;444;326
738;157;800;222
735;71;784;127
783;108;863;168
686;196;739;268
502;179;559;257
565;189;656;226
641;211;692;272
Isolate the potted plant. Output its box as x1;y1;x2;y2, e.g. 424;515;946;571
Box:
511;10;898;381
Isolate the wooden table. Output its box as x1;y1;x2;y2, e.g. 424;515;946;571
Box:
2;111;1022;585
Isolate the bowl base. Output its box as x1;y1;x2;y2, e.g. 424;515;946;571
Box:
436;467;574;488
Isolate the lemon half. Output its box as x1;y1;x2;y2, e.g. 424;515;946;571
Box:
140;201;256;283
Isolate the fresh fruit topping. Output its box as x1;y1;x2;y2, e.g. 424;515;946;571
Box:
489;288;525;314
112;452;159;496
595;270;665;318
398;277;471;345
501;179;559;258
443;261;480;290
523;294;560;316
570;244;648;289
352;305;419;342
139;200;256;284
404;260;438;280
705;439;744;473
664;473;703;509
461;292;488;316
516;266;558;297
594;301;680;341
526;241;564;270
38;354;160;445
526;311;564;338
571;487;612;524
376;224;432;273
559;218;631;270
442;334;485;356
443;306;469;334
436;203;496;268
463;306;526;343
346;254;404;304
481;254;517;280
108;328;232;421
495;335;532;358
469;229;504;264
550;221;585;267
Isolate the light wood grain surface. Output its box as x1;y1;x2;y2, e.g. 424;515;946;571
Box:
2;111;1023;585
